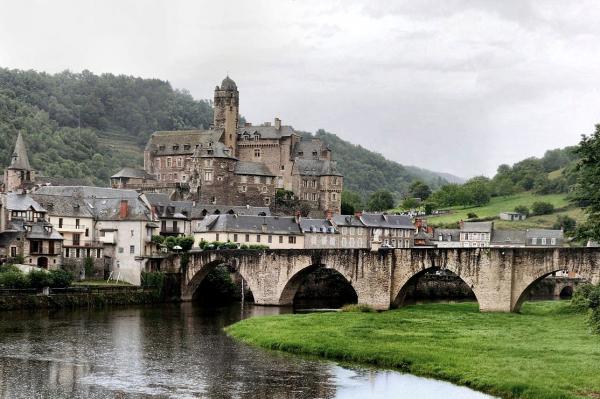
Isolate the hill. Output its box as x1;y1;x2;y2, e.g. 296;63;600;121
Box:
425;191;584;230
0;67;458;195
301;130;460;200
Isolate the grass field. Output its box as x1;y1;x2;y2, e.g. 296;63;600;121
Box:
424;192;573;227
226;301;600;399
72;279;132;287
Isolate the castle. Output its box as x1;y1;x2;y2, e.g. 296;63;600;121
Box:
111;76;343;214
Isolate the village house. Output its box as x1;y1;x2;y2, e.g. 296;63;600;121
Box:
332;213;370;249
360;214;415;249
499;211;527;221
141;193;192;237
459;221;493;247
193;214;304;249
299;217;339;249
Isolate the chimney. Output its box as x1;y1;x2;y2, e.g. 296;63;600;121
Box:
295;210;301;224
459;219;464;229
354;210;363;218
274;118;281;129
415;218;422;229
427;226;434;234
325;209;333;220
120;200;128;219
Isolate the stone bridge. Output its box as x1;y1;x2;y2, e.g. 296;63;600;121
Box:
179;247;600;312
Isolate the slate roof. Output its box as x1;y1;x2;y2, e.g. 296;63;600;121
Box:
8;132;32;170
111;167;155;179
0;231;20;247
526;229;564;239
292;139;329;158
31;193;94;218
299;218;337;233
32;186;151;221
193;142;237;159
461;221;493;233
190;204;271;219
237;125;295;140
360;214;415;229
195;214;301;235
35;177;91;186
220;76;237;91
145;130;223;154
235;161;275;176
432;229;461;242
8;219;62;241
6;193;46;212
292;158;342;177
491;229;526;245
143;193;192;219
332;214;365;227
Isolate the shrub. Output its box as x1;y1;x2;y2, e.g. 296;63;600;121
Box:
514;205;530;216
0;264;20;273
84;257;94;278
0;270;30;289
341;304;376;313
151;235;165;245
49;269;74;288
466;212;478;219
553;215;577;235
29;270;51;288
571;283;600;333
531;201;555;215
142;271;165;290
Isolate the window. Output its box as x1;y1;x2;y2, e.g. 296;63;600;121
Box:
172;145;179;151
254;148;261;158
333;177;338;185
240;175;248;183
85;228;89;237
256;235;261;242
267;235;272;244
245;234;250;242
167;157;172;167
58;218;63;228
261;186;267;193
254;176;260;184
342;238;347;247
131;230;134;237
204;171;213;181
532;237;538;245
288;236;297;244
130;245;135;254
312;151;318;157
97;249;102;258
279;236;283;244
184;144;191;150
241;185;247;192
73;234;81;246
264;197;271;206
312;193;318;201
332;193;337;200
280;165;285;170
156;159;161;168
234;234;238;242
266;177;272;185
118;247;124;254
216;233;220;241
177;157;183;167
541;237;547;245
64;247;69;258
551;237;556;245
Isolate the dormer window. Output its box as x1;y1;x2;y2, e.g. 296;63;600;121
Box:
207;149;214;155
159;145;166;151
254;134;260;141
298;151;304;156
208;142;213;147
312;151;318;157
173;145;179;151
184;144;191;150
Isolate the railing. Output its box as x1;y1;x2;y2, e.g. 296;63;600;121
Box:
56;224;87;231
62;239;104;247
0;286;157;296
161;227;182;233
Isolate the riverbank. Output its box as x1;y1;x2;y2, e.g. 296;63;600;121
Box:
0;287;164;311
226;301;600;399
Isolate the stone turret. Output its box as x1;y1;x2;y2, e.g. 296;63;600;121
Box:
3;132;35;192
214;76;239;156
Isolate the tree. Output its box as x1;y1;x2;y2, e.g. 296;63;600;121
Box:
531;201;555;215
514;205;530;216
424;202;435;215
341;190;363;215
408;181;431;200
401;198;419;210
553;215;576;235
463;176;491;206
367;190;395;211
572;125;600;241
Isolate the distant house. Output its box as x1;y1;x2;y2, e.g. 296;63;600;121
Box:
499;212;527;221
299;218;339;249
490;230;526;247
526;229;564;247
432;228;461;248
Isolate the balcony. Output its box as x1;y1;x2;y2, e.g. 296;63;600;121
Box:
98;235;116;245
160;227;182;236
57;224;87;233
62;239;104;248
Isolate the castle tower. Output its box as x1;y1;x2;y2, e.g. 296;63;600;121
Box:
214;76;239;156
3;132;35;192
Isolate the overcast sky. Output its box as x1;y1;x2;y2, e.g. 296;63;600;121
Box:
2;0;600;178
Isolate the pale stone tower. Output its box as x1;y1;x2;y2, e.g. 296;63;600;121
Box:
3;132;35;192
214;76;239;156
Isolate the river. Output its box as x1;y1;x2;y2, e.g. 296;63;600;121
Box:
0;303;493;399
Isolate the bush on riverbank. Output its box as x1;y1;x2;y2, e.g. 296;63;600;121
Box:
226;301;600;399
340;304;375;312
571;283;600;333
198;240;269;250
0;266;73;289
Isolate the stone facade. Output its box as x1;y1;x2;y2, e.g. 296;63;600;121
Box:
133;76;343;214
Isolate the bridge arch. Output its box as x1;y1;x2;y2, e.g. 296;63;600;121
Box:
278;263;358;307
511;268;568;312
181;256;258;302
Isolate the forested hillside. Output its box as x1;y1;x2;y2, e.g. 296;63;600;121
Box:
0;67;458;192
300;130;452;199
0;68;212;185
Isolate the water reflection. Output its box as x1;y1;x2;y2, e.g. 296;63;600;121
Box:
0;303;493;399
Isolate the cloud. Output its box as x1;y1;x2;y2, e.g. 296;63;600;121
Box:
1;0;600;177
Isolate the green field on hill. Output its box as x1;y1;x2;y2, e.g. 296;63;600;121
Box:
424;192;577;228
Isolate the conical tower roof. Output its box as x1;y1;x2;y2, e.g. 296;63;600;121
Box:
9;132;32;170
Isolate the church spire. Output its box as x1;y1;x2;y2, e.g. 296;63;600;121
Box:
9;132;32;171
